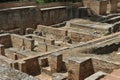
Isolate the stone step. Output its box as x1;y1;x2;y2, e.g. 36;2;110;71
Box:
41;66;52;76
84;71;107;80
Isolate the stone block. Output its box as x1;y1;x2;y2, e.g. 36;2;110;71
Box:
18;61;27;73
68;57;94;80
50;53;63;73
25;58;40;75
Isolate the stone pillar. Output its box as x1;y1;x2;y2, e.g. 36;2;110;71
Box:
68;57;94;80
0;45;5;56
13;53;18;60
110;0;118;13
50;53;63;73
19;61;27;73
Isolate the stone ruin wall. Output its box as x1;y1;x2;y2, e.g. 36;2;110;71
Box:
5;32;119;76
36;25;96;42
0;1;120;79
0;0;118;34
0;2;83;34
0;32;120;79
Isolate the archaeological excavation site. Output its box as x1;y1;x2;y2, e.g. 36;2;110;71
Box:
0;0;120;80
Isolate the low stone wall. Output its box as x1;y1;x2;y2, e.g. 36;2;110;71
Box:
37;43;60;52
54;32;120;58
11;34;34;51
92;58;120;73
69;22;112;35
69;31;95;42
5;49;26;60
36;25;67;40
25;34;55;45
7;50;26;60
